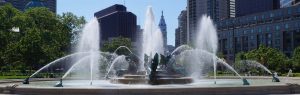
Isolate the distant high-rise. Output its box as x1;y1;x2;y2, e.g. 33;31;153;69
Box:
175;10;188;47
295;0;300;5
94;4;137;46
228;0;236;18
0;0;56;13
235;0;280;17
280;0;300;8
159;11;167;49
281;0;293;7
175;28;181;47
187;0;230;45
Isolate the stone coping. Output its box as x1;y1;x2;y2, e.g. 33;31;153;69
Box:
0;84;299;95
1;77;300;95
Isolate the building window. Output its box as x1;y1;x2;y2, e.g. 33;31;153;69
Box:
288;9;292;14
259;28;262;33
250;36;254;40
276;25;280;31
268;40;272;45
285;24;289;29
267;33;272;38
267;26;270;31
270;13;274;18
275;39;280;44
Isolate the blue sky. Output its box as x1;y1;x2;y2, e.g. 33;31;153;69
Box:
57;0;186;46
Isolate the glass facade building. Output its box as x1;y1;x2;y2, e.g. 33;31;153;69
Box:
187;0;230;45
94;4;137;46
281;0;293;8
235;0;280;17
217;5;300;62
175;10;188;47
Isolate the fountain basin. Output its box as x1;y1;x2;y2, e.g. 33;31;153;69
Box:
1;82;300;95
1;78;300;95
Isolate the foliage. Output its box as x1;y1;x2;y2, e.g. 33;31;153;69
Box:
217;52;225;59
234;45;289;74
57;12;86;46
292;47;300;72
0;4;86;72
101;36;132;55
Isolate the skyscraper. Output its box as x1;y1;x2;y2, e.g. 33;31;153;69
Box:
159;11;167;49
228;0;236;18
0;0;56;13
175;10;188;47
94;4;137;46
187;0;230;45
235;0;280;17
281;0;293;7
280;0;300;8
175;28;181;47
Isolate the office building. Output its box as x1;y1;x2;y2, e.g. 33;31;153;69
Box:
175;10;188;47
175;28;181;47
280;0;300;8
217;5;300;62
235;0;280;17
94;4;137;46
187;0;230;45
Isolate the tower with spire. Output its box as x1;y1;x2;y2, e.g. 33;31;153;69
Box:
159;11;167;51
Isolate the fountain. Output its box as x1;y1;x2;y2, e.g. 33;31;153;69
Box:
195;15;218;84
239;60;280;82
23;8;248;86
8;5;298;95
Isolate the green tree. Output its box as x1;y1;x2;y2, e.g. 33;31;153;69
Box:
0;6;85;71
58;12;86;46
292;47;300;72
234;52;246;71
101;37;132;55
244;45;288;73
217;52;225;59
0;4;21;32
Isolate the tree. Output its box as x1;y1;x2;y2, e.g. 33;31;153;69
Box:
292;47;300;72
0;4;21;32
217;52;225;59
244;45;288;73
101;37;132;55
234;52;246;72
0;6;86;71
58;12;86;46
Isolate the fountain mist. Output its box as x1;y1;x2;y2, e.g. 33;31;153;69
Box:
72;17;100;85
239;60;272;74
195;15;218;84
142;6;164;57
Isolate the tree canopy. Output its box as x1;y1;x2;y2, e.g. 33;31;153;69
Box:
101;36;132;55
0;4;86;71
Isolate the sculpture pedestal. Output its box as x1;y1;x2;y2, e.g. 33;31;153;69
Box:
110;75;147;84
110;74;193;85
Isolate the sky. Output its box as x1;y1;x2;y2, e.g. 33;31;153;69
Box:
57;0;186;46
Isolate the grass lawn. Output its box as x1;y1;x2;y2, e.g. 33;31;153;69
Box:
0;75;28;79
